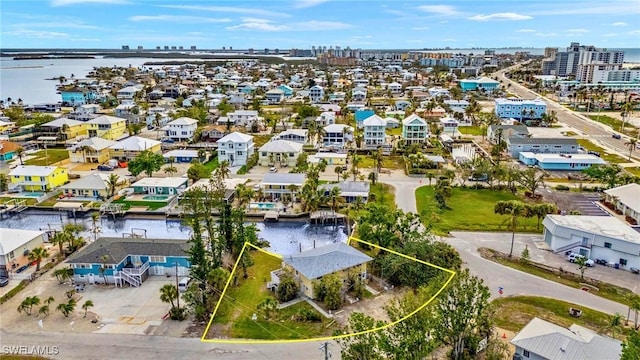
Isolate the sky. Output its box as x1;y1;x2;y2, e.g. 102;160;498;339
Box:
1;0;639;49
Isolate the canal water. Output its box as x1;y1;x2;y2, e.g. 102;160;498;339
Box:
0;210;347;256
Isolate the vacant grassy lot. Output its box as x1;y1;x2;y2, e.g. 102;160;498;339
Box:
358;155;405;170
492;296;631;339
202;157;219;173
458;126;485;136
253;134;273;147
210;250;331;340
24;149;69;166
112;198;168;210
386;127;402;136
416;187;539;235
588;114;637;135
576;139;627;164
370;183;396;208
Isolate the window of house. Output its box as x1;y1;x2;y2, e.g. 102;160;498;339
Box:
150;256;165;263
620;258;628;266
262;152;267;156
8;251;14;259
289;153;294;157
220;151;225;156
523;350;530;358
604;242;612;249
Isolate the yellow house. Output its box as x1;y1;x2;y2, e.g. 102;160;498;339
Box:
276;242;372;299
308;152;347;165
0;120;16;134
60;173;111;199
9;165;69;192
109;136;161;161
68;137;116;164
40;117;88;140
87;115;127;140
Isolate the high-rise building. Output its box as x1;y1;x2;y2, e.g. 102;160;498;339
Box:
542;42;598;77
576;49;625;83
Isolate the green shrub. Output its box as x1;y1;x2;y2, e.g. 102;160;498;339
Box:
0;280;29;304
555;185;570;191
236;166;247;175
297;308;321;322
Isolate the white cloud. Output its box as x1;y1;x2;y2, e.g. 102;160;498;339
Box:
10;21;99;29
128;15;231;23
226;18;351;32
469;13;532;21
295;21;352;31
3;29;69;38
417;5;458;16
442;38;457;42
412;26;429;30
227;18;289;31
612;22;628;26
159;5;288;18
294;0;330;8
531;3;640;16
628;30;640;35
51;0;128;6
517;29;536;33
567;28;589;33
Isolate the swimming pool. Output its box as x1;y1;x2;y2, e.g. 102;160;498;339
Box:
16;192;45;198
249;202;277;210
142;195;171;201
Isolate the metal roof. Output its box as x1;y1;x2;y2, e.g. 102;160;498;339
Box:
284;242;372;280
66;237;190;265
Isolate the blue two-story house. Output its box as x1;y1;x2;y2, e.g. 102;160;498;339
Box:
60;88;100;106
66;237;191;287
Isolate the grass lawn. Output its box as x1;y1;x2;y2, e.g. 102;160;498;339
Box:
202;157;219;172
481;248;636;306
358;155;405;170
415;187;539;235
0;198;38;205
211;250;332;340
625;167;640;176
386;127;402;136
576;139;627;164
588;114;636;134
370;183;396;208
112;198;167;210
24;149;69;166
458;126;485;136
253;134;273;147
492;296;632;339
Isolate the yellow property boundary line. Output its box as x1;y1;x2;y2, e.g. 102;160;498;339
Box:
200;236;456;344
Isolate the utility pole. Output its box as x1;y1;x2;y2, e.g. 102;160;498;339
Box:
319;342;331;360
175;262;180;310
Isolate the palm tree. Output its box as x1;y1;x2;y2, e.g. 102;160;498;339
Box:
106;173;120;199
159;284;179;309
98;255;109;285
164;165;178;177
56;299;76;318
281;152;289;167
17;296;40;316
350;153;361;181
286;184;299;204
268;153;275;166
27;247;49;272
217;160;230;180
53;268;72;284
620;101;635;133
334;166;343;182
81;300;94;318
50;231;68;256
16;147;25;165
90;211;100;241
624;138;637;161
494;201;526;257
603;313;624;339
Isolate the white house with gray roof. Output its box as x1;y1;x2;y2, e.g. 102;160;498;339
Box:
603;183;640;225
258;140;303;167
362;115;387;149
217;132;254;166
276;242;372;299
319;181;370;203
0;228;45;277
162;117;198;142
511;317;621;360
261;173;306;200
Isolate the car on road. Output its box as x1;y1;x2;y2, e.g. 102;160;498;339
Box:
269;167;278;173
587;151;600;157
97;164;114;171
631;267;640;274
612;133;621;139
566;253;594;266
0;277;9;287
594;258;608;265
468;174;488;181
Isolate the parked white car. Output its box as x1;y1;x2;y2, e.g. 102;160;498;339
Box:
566;253;594;267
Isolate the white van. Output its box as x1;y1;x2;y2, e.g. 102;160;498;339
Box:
178;277;191;293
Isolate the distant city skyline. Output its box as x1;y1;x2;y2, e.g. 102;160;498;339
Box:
1;0;639;49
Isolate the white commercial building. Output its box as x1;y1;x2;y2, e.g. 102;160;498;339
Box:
542;215;640;270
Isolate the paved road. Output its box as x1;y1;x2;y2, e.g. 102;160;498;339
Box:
0;329;341;360
495;67;639;161
447;232;629;315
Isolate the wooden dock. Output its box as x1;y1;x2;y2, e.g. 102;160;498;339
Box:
310;210;345;224
0;200;28;217
264;211;279;222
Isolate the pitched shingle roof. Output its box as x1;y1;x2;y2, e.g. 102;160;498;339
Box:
66;237;190;265
284;242;372;280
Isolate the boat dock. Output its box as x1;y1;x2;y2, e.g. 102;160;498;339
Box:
0;199;28;217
